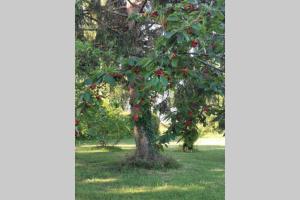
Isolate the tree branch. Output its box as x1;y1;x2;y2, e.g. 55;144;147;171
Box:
127;0;138;7
198;60;224;73
139;0;148;13
177;52;224;73
106;10;128;17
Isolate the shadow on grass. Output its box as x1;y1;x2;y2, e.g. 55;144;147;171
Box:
76;184;222;200
76;144;224;200
77;145;123;152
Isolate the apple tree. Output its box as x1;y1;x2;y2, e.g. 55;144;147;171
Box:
75;0;224;164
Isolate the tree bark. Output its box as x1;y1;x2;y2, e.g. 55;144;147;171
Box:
129;83;158;160
133;123;156;159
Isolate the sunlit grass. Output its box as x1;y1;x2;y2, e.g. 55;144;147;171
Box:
82;178;118;184
76;137;225;200
108;184;205;194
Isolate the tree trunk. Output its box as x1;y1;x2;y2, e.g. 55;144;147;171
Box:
133;124;157;159
183;142;193;152
129;83;159;161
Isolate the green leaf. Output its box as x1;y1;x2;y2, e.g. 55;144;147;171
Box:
192;24;201;32
128;57;136;66
160;77;169;89
181;32;190;42
103;74;116;86
171;58;178;67
83;92;91;102
164;32;175;39
152;77;159;87
139;57;153;67
189;0;198;3
75;108;82;117
167;14;179;22
84;79;93;85
96;72;104;81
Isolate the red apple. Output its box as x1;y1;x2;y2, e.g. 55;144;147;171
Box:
155;68;164;77
151;11;159;17
133;113;139;122
191;39;199;48
89;83;96;90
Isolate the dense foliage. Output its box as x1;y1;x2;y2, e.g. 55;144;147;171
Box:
75;40;133;145
75;0;225;153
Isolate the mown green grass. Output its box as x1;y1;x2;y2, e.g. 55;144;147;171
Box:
76;138;225;200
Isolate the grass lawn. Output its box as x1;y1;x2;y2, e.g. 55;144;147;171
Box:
76;137;225;200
